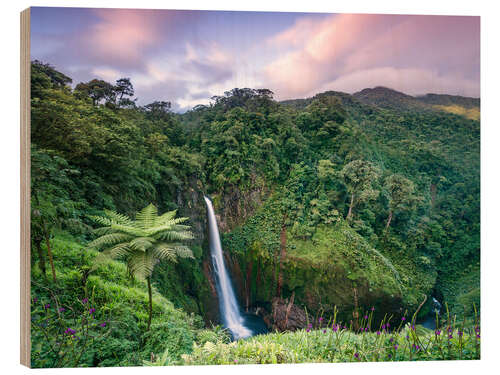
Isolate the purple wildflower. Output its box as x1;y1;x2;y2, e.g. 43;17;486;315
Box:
306;328;310;333
376;331;381;336
82;298;88;304
406;335;410;340
416;345;420;351
332;324;338;332
435;329;441;336
447;326;452;333
389;337;394;343
411;325;415;331
89;307;96;315
323;329;327;334
354;353;360;359
394;345;399;350
308;323;312;329
343;325;347;330
448;334;453;339
388;354;392;358
99;322;107;328
319;317;323;322
458;331;463;337
386;323;390;328
364;315;368;320
371;307;375;311
364;327;368;332
58;307;65;313
401;317;406;321
64;328;76;335
234;359;238;363
44;303;50;310
33;297;38;303
476;334;480;339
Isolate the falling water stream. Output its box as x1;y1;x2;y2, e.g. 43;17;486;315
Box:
204;196;253;340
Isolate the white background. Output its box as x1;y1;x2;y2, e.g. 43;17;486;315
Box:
1;0;498;374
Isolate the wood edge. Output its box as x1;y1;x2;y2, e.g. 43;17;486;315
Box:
20;7;31;368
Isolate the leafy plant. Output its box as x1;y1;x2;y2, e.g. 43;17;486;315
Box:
88;204;194;330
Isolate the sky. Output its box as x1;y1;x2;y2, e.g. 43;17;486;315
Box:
31;7;480;111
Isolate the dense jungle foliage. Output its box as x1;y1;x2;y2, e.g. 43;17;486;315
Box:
30;61;480;367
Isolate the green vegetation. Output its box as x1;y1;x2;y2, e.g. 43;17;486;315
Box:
183;325;479;365
30;61;480;367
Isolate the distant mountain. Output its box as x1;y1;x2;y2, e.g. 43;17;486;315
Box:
353;86;429;112
283;86;480;121
416;93;480;109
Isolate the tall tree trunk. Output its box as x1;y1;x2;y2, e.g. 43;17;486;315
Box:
34;238;47;278
42;220;56;282
245;259;253;311
385;210;393;230
147;277;153;331
346;193;355;220
276;214;287;298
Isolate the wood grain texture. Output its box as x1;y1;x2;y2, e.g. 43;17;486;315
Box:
20;7;31;368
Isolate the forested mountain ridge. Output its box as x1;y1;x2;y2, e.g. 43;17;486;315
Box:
30;61;480;366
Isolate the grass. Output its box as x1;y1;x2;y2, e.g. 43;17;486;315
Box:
433;105;480;121
182;316;480;365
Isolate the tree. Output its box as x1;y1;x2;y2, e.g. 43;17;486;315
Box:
384;174;417;229
88;204;194;331
340;160;380;220
31;60;72;94
115;78;135;107
143;101;172;121
75;79;117;106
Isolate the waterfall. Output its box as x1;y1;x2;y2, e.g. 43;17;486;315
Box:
204;196;252;340
432;297;442;314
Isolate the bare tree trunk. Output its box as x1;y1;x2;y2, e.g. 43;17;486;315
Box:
33;237;46;278
385;210;393;230
42;220;56;282
347;193;355;220
147;277;153;331
276;214;287;298
283;292;295;330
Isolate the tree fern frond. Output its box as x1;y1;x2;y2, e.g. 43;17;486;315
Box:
104;209;134;226
171;224;191;231
173;245;194;259
110;223;149;237
129;237;154;252
154;230;194;241
88;232;132;249
135;204;158;229
145;217;190;236
154;209;177;226
88;215;113;227
128;252;155;280
92;226;116;236
153;243;178;263
103;242;132;260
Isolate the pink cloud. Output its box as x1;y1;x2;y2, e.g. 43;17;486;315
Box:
83;9;166;67
264;14;479;99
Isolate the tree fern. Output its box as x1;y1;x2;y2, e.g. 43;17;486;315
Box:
88;204;194;331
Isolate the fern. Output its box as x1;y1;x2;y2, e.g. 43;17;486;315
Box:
88;204;195;328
